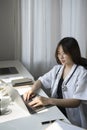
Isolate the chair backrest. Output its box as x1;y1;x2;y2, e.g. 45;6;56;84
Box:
80;57;87;69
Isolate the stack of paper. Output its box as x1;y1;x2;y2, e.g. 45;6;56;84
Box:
11;78;34;87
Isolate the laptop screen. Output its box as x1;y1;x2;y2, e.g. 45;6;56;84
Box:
0;67;18;75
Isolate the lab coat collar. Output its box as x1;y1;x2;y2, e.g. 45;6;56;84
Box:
59;64;77;84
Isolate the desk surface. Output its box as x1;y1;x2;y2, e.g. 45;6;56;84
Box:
0;60;70;130
0;110;69;130
0;60;34;82
0;86;70;130
0;86;69;123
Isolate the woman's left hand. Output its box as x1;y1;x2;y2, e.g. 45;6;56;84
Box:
28;96;50;108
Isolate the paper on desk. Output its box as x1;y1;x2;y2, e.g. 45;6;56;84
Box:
2;76;24;83
45;120;85;130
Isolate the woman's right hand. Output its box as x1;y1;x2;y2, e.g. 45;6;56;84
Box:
23;80;42;101
23;89;34;101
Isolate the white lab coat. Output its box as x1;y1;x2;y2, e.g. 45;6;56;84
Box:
38;64;87;128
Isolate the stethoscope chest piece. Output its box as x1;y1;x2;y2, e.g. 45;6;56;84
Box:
62;85;67;92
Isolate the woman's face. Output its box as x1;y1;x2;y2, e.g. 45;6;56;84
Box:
57;45;74;66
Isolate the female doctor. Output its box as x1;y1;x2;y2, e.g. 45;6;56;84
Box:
23;37;87;128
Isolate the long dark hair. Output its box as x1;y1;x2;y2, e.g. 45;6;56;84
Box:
55;37;82;65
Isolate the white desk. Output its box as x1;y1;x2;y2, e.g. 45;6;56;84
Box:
0;86;70;130
0;60;70;130
0;86;69;124
0;109;70;130
0;60;34;83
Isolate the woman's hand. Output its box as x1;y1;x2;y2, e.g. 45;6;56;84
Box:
23;80;42;101
28;96;50;108
23;89;35;101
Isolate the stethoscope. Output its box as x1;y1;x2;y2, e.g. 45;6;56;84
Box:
55;65;78;92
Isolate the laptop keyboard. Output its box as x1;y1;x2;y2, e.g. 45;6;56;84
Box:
21;94;47;114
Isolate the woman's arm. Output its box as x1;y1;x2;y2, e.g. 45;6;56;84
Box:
31;80;43;91
29;96;81;108
49;98;81;108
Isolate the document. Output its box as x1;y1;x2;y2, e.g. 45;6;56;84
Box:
45;120;85;130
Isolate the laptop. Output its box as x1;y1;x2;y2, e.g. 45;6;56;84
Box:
8;85;51;114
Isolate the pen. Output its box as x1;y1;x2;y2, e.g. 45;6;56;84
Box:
41;119;56;125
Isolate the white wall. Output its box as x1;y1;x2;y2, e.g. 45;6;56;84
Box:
0;0;21;61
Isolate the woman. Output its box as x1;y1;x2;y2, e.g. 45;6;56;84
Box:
23;37;87;128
